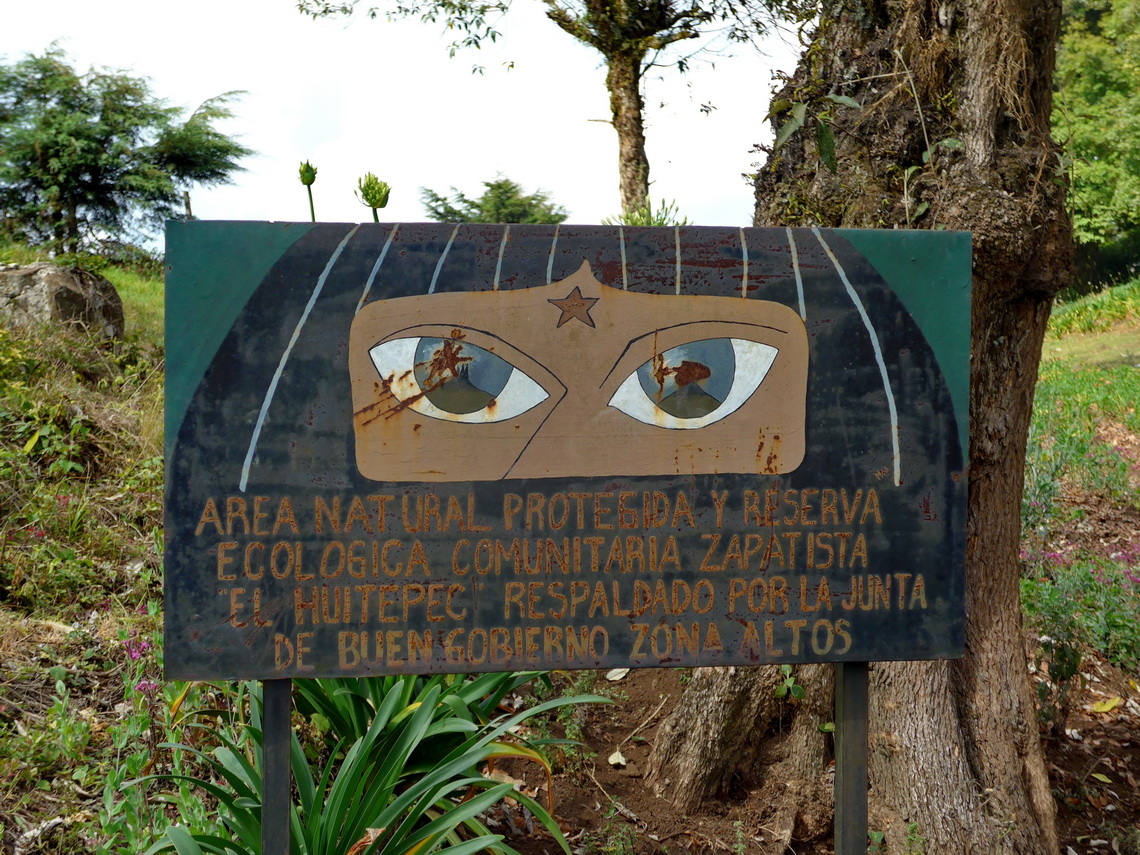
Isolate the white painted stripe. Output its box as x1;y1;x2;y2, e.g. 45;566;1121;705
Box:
547;224;560;284
494;225;510;290
674;226;681;294
813;228;901;486
740;228;749;298
619;226;628;290
355;223;399;315
240;224;360;492
429;224;460;294
787;227;806;320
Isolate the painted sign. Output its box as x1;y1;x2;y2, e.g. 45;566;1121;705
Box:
164;222;970;680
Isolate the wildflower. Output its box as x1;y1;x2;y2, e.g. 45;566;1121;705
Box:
299;160;318;222
357;173;391;222
135;680;160;696
123;632;152;661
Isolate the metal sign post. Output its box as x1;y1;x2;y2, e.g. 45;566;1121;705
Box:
261;679;292;855
834;662;869;855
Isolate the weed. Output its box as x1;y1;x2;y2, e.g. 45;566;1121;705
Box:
774;664;805;700
582;804;638;855
1023;553;1140;674
903;821;927;854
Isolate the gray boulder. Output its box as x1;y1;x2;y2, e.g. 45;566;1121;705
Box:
0;263;125;339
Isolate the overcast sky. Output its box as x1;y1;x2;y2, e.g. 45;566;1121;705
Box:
3;0;802;230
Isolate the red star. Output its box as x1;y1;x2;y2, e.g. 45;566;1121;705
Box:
547;286;599;328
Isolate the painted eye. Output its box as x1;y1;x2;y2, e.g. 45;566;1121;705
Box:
369;333;548;423
608;338;777;429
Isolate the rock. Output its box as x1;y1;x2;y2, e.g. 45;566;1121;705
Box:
0;263;125;338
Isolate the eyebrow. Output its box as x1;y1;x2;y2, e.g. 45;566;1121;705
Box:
599;321;789;388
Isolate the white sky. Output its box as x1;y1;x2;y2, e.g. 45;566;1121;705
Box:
3;0;802;230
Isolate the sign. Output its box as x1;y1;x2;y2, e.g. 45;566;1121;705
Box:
164;222;970;680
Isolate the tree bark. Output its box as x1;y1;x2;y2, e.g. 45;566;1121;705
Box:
647;0;1070;850
606;50;650;214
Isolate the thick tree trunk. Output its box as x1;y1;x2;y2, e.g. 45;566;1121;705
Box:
647;0;1070;850
606;50;650;213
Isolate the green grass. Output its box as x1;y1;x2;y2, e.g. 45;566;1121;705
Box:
1022;276;1140;687
1049;276;1140;337
1023;552;1140;671
103;266;164;345
1025;359;1140;522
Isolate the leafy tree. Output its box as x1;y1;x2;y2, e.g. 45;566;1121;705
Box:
1053;0;1140;246
420;176;568;223
0;47;251;252
299;0;812;213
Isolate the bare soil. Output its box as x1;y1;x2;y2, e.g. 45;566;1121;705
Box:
487;656;1140;855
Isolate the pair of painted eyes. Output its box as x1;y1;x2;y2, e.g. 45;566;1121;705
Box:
368;334;778;430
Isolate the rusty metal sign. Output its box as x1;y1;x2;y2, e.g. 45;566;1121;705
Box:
164;222;970;680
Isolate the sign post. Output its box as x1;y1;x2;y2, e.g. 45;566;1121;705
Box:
165;222;970;853
261;679;292;855
834;662;870;854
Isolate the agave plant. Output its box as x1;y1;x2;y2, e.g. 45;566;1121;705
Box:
140;676;598;855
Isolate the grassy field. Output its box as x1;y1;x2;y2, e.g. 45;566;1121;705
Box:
1023;280;1140;687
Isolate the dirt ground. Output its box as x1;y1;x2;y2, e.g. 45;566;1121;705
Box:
484;655;1140;855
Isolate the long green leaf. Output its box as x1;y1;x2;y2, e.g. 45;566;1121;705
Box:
399;785;512;855
160;825;204;855
774;109;804;151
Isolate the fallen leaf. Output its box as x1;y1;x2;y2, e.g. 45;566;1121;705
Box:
605;668;630;681
608;749;627;767
1091;696;1122;713
484;769;526;789
1090;772;1112;784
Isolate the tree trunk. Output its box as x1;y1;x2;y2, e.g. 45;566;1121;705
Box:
647;0;1070;851
606;50;650;214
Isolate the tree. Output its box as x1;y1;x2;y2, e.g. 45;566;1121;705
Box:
0;47;251;253
299;0;812;213
1053;0;1140;247
647;1;1070;852
421;176;568;223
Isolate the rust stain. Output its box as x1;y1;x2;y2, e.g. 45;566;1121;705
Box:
756;429;766;469
416;329;474;388
763;434;782;474
651;354;711;397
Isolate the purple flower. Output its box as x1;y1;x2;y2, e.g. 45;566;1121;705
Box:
135;680;159;696
123;633;152;661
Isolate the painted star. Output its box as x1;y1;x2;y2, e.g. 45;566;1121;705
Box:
547;286;599;328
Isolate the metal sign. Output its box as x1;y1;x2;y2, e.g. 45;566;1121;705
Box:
164;222;970;680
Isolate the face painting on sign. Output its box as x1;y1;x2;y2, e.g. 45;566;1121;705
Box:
349;262;808;482
164;222;970;680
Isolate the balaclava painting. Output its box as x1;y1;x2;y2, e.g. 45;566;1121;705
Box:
165;223;969;679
